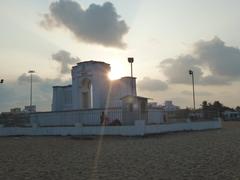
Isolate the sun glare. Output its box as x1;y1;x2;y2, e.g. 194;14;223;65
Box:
108;61;125;80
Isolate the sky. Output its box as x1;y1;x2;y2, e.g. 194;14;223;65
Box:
1;0;240;112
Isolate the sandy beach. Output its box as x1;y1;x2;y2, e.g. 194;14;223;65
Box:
0;121;240;180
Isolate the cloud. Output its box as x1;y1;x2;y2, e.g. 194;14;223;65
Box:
181;90;212;96
0;50;76;112
200;75;231;85
40;1;129;48
0;74;71;112
52;50;80;74
17;73;71;94
195;37;240;77
160;55;203;84
159;37;240;85
138;77;168;91
18;73;43;84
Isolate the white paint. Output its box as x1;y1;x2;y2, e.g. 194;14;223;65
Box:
0;119;221;137
145;119;222;134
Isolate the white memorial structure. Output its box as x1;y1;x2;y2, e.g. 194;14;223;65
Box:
52;61;136;111
0;60;222;137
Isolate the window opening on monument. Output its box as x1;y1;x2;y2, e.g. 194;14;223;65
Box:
82;92;89;109
81;78;92;109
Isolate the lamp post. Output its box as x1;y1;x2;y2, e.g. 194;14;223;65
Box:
28;70;35;106
128;57;134;95
189;70;196;110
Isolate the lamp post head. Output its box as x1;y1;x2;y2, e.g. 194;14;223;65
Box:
128;57;134;63
189;70;193;75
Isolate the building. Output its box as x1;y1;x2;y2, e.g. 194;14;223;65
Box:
10;108;21;113
164;101;179;111
52;61;136;111
121;95;148;125
223;111;240;121
24;105;36;113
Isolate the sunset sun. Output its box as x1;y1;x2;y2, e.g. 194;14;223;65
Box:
108;61;125;80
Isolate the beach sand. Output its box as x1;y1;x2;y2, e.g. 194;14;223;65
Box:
0;121;240;180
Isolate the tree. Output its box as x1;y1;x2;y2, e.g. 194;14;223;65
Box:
213;101;223;110
201;100;208;110
201;100;226;117
236;106;240;112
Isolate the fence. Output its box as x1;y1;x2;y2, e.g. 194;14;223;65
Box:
0;108;220;128
165;110;220;123
30;108;122;127
147;109;164;124
0;113;30;127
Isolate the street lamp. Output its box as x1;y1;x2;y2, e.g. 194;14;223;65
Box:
0;79;3;84
28;70;35;106
189;70;196;110
128;57;134;95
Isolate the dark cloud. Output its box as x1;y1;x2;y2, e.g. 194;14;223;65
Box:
18;73;43;84
195;37;240;77
138;77;168;91
52;50;80;74
160;55;203;84
40;1;129;48
159;37;240;85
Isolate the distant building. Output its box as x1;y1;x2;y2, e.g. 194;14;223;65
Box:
148;102;159;108
52;61;136;111
24;105;36;113
164;101;179;112
10;108;21;113
223;111;240;120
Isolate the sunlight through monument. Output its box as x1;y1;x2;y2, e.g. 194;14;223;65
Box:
52;61;136;111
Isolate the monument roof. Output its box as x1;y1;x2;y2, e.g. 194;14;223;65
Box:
120;95;152;100
77;60;110;66
53;85;72;88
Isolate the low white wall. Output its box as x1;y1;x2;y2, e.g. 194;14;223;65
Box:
0;119;221;137
0;120;145;136
145;119;221;134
